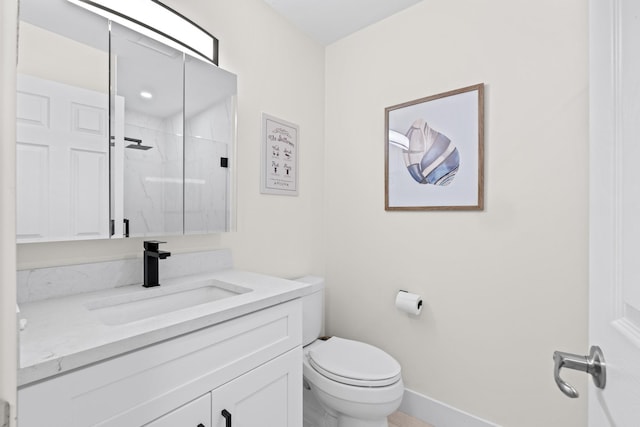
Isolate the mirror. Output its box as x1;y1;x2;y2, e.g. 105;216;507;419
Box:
184;56;237;234
16;0;109;242
16;0;237;243
110;23;185;238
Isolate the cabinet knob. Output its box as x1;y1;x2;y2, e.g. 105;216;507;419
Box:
221;409;232;427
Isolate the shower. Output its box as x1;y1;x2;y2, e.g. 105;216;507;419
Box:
110;136;153;150
124;137;152;150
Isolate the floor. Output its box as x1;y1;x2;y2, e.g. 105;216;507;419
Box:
388;411;434;427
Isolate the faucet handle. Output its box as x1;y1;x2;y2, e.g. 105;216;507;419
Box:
143;240;167;251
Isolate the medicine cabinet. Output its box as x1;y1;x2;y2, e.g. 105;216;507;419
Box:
16;0;237;243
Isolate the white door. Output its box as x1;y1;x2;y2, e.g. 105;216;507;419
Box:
588;0;640;424
16;74;109;242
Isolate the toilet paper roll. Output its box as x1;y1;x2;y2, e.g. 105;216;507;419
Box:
395;291;423;315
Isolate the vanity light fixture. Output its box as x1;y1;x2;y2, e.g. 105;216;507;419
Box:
139;91;153;99
66;0;219;64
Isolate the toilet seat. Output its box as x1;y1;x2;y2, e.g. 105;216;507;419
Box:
308;337;401;387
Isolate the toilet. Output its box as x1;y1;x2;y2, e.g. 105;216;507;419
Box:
297;276;404;427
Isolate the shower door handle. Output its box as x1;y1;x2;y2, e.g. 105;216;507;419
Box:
553;345;606;398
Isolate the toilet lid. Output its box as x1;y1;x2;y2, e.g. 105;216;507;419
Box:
308;337;401;387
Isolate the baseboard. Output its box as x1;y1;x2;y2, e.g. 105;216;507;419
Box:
399;389;501;427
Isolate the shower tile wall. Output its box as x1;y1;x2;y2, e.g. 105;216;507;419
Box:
185;98;233;233
123;110;182;237
122;97;232;236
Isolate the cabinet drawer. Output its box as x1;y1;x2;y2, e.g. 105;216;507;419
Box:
18;299;302;427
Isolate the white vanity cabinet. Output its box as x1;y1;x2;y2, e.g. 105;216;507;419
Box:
147;348;301;427
146;394;211;427
18;299;302;427
209;347;301;427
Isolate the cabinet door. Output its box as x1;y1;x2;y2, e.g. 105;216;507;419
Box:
146;393;211;427
211;347;302;427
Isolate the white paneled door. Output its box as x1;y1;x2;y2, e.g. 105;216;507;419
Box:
16;74;109;242
589;0;640;424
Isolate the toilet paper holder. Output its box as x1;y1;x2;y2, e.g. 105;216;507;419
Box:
396;290;423;315
399;290;422;309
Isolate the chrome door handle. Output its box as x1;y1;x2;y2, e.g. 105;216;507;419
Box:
553;345;606;398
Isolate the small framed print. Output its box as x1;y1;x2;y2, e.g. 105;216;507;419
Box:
261;113;299;196
385;83;484;210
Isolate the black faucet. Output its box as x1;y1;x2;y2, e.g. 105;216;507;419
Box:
143;240;171;287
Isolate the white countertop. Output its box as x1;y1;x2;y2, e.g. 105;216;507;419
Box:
18;269;311;386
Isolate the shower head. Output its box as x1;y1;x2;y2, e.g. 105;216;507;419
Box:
124;137;152;150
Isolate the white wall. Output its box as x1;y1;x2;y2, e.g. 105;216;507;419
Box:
17;0;326;280
324;1;588;426
1;0;18;424
18;22;108;93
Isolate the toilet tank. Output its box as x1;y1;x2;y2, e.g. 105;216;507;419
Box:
295;276;325;346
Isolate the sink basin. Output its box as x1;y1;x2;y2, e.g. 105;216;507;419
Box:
84;279;251;325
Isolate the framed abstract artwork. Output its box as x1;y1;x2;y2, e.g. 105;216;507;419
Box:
385;83;484;210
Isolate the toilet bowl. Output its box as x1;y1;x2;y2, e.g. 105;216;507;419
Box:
297;276;404;427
